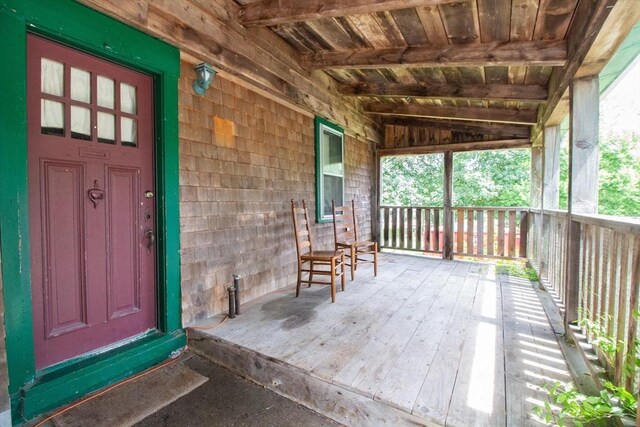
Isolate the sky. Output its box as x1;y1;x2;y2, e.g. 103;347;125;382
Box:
599;56;640;136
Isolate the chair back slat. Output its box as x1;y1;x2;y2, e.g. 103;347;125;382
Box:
291;199;314;257
332;200;359;244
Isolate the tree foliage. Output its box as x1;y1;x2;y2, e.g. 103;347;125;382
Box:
381;149;531;207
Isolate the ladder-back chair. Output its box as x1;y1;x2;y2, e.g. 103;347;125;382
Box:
291;200;345;302
332;200;378;280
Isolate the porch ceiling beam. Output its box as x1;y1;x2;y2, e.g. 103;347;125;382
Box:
380;117;531;138
239;0;458;27
533;0;619;138
301;41;567;70
365;102;538;125
378;139;531;156
339;83;547;103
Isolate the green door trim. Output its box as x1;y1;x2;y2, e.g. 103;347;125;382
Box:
0;0;183;422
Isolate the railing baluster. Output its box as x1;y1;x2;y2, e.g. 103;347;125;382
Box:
477;209;484;256
424;208;431;251
614;234;630;385
457;209;464;254
487;210;495;255
497;210;505;257
399;208;406;249
519;210;528;258
416;208;422;251
383;207;390;247
508;210;516;258
407;207;413;250
391;207;398;248
466;209;474;255
434;209;440;252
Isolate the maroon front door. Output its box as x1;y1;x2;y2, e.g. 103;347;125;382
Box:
27;35;156;368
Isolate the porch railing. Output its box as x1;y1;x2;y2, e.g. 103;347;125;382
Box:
378;206;529;258
529;209;640;391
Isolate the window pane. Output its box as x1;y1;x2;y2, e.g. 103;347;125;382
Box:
323;130;343;176
41;58;64;97
97;112;115;143
121;117;137;146
323;175;343;217
97;76;115;109
120;82;137;114
70;68;91;103
71;106;91;140
41;99;64;136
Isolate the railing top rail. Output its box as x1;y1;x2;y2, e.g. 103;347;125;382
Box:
379;205;443;210
379;205;528;211
572;213;640;235
542;209;569;218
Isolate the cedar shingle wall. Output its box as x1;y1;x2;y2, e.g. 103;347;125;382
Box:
178;62;374;325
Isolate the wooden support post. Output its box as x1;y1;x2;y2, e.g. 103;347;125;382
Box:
540;125;561;279
529;145;542;263
565;76;599;325
443;151;453;260
373;151;381;245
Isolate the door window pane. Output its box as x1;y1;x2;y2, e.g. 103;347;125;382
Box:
41;58;64;97
97;112;115;143
121;117;137;146
70;68;91;103
97;76;115;109
71;106;91;140
41;99;64;136
120;83;137;114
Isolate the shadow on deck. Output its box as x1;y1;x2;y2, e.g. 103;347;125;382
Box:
189;253;571;426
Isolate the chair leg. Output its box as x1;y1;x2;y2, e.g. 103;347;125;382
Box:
350;245;355;281
296;260;302;297
330;257;336;303
308;260;314;287
340;252;346;291
374;242;378;276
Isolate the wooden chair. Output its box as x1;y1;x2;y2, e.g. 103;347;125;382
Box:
291;200;346;302
332;200;378;280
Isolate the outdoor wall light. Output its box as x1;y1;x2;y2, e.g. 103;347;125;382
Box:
193;62;216;95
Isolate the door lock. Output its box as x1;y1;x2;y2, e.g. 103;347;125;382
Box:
144;228;155;249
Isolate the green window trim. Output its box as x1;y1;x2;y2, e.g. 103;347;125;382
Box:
314;116;345;223
0;0;183;422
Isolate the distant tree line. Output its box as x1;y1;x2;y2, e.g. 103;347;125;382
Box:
381;132;639;218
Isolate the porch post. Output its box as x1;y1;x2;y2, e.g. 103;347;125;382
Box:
529;144;542;266
443;151;453;260
373;149;380;244
566;76;599;325
540;125;561;279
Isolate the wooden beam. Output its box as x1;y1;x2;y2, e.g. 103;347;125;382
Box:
378;139;531;156
301;41;567;69
540;0;618;127
366;102;538;125
530;146;542;209
381;117;531;138
339;83;547;103
240;0;457;27
542;126;561;210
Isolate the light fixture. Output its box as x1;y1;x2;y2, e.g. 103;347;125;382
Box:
192;62;216;95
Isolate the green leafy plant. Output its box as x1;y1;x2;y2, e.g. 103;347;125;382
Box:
578;313;623;365
538;380;637;426
495;260;539;281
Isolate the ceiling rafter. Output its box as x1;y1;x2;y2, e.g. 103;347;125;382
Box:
239;0;459;27
365;102;538;125
380;117;531;138
301;41;567;69
339;83;547;103
378;139;532;156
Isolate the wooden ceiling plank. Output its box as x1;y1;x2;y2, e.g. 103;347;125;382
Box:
380;117;531;137
373;11;408;47
379;138;531;156
339;82;547;102
478;0;511;42
415;5;449;45
391;8;430;46
439;0;481;45
347;14;394;49
240;0;461;27
533;0;578;41
300;40;567;69
365;101;538;124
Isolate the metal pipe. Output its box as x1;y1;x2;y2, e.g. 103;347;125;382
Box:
233;275;241;315
227;286;236;319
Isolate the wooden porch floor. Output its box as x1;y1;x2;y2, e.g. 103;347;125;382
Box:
189;253;572;426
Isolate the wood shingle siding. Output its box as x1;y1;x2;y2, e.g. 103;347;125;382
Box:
178;63;374;324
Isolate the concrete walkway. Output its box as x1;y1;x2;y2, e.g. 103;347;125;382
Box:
136;354;340;427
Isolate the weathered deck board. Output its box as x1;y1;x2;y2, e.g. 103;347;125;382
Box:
189;254;575;427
